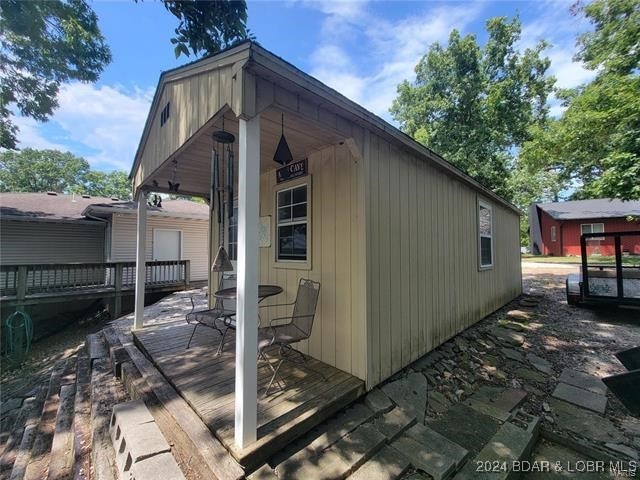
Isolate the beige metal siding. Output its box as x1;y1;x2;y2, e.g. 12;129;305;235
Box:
109;214;209;281
365;133;522;387
0;220;105;264
256;143;367;381
133;52;250;192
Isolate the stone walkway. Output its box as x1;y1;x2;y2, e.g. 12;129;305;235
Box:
248;266;639;479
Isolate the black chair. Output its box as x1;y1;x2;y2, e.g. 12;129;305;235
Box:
257;278;324;395
185;274;236;354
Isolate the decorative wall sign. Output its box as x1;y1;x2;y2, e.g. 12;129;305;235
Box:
276;158;308;184
259;216;271;247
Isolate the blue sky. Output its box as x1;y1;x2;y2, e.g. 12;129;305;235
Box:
14;0;596;173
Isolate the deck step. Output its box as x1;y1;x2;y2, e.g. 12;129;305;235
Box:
46;383;77;480
22;358;73;480
0;386;45;477
73;350;93;480
9;359;68;480
91;357;128;480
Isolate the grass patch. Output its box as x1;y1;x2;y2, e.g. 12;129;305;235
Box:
522;254;640;266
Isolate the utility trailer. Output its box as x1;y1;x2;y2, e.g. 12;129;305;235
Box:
566;231;640;307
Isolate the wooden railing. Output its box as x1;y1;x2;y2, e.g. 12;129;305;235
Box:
1;260;190;314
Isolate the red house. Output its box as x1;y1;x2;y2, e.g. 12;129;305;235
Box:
529;198;640;256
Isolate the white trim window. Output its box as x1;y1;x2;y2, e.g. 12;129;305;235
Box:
581;223;604;241
478;201;494;268
551;226;557;242
276;184;308;261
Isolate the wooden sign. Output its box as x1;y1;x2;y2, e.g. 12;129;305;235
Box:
276;159;307;184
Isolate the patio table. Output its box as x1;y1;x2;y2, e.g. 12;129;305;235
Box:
213;284;283;302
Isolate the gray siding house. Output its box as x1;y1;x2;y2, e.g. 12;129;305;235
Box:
0;192;210;281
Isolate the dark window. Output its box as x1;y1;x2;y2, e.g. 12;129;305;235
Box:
277;184;307;261
479;202;493;268
160;102;170;127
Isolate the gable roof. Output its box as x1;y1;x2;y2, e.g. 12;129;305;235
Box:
131;41;520;215
537;198;640;220
0;192;208;223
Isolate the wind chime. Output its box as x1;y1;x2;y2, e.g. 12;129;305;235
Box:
211;118;235;273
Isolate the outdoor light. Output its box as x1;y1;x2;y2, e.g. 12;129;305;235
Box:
168;159;180;193
273;113;293;165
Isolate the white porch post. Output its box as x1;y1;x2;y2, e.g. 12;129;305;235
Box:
134;193;147;330
235;115;260;448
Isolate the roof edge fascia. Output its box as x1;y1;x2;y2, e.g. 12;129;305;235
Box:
246;44;521;216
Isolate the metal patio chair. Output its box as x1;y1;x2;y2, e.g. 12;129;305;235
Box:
257;278;325;395
185;274;236;354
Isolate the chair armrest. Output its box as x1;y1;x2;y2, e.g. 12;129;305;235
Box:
259;301;295;309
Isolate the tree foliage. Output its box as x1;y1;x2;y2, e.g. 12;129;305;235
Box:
160;0;251;58
520;0;640;201
391;16;554;199
0;149;131;199
0;0;112;149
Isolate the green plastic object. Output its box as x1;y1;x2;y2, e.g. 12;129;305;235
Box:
4;310;33;364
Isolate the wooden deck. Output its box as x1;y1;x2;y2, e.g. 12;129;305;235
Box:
132;319;365;468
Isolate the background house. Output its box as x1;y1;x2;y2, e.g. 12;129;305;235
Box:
529;198;640;256
0;192;209;281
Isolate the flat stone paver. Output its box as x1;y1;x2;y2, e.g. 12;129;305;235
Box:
552;383;607;414
454;421;537;480
277;449;350;480
428;404;500;456
501;347;525;363
549;398;624;444
392;435;457;480
130;452;185;480
527;353;552;374
559;369;607;395
348;445;411;480
405;423;469;468
466;388;527;422
374;407;416;442
523;440;615;480
381;372;428;423
489;328;525;347
364;389;394;414
307;403;375;454
332;424;387;475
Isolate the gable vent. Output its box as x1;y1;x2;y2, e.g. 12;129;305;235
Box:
82;194;91;199
46;191;58;196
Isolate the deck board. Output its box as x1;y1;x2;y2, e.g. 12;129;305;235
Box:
133;318;364;468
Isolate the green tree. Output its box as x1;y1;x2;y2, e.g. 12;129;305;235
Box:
574;0;640;75
0;0;112;149
159;0;251;58
520;0;640;200
0;148;132;199
83;170;132;200
0;148;90;193
390;16;555;199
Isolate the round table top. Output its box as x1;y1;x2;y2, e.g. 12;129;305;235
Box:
213;284;283;300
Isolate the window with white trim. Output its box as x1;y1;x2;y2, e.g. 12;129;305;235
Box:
478;201;493;268
581;223;604;240
551;226;557;242
276;184;308;261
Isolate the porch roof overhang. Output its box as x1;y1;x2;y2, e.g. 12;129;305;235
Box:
130;41;520;215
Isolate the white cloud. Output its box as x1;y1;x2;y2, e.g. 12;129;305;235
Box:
13;83;153;171
306;3;483;120
12;116;69;152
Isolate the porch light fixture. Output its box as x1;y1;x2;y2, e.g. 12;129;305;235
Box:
273;113;293;165
211;118;235;273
